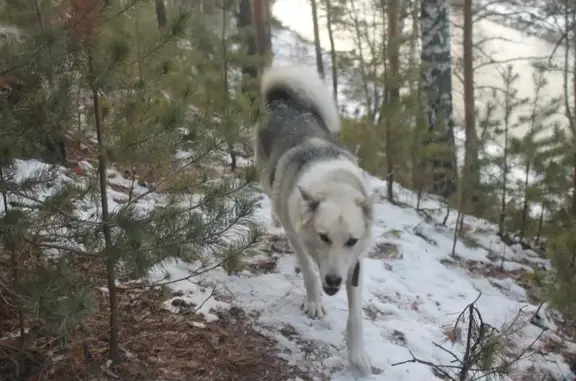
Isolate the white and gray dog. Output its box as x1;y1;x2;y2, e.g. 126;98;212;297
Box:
254;64;374;375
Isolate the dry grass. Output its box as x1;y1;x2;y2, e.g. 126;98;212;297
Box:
0;241;311;381
0;280;314;381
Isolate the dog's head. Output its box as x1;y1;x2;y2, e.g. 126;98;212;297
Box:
297;184;375;296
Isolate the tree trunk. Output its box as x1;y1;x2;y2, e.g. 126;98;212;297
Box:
348;0;375;121
572;28;576;217
420;0;458;198
201;0;214;14
325;0;338;101
222;0;236;171
498;126;508;234
237;0;258;93
387;0;400;102
155;0;167;31
252;0;271;57
535;205;544;245
88;51;119;363
519;162;531;242
385;0;400;202
462;0;479;214
572;149;576;217
310;0;325;77
410;0;423;190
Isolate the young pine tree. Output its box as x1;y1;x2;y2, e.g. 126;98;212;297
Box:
508;65;561;242
1;0;263;374
0;11;96;374
480;65;528;232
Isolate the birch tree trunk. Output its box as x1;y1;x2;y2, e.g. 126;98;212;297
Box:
420;0;458;198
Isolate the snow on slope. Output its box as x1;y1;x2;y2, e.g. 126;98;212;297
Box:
155;15;574;378
7;148;574;379
147;170;575;380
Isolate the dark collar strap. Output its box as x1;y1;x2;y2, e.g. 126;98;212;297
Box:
351;261;360;287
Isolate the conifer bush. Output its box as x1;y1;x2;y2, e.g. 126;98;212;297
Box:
0;0;263;374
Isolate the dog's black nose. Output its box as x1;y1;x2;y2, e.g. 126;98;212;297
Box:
325;274;342;288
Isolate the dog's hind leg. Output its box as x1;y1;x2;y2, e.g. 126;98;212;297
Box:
254;137;281;228
285;230;325;318
260;178;282;229
346;260;372;375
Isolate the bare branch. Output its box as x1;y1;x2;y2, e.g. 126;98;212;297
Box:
393;294;545;381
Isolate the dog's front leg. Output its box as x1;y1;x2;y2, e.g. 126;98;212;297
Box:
346;260;372;375
285;233;325;318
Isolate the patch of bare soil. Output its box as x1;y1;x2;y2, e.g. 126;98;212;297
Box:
245;233;292;275
0;283;314;381
367;241;402;261
440;257;541;304
276;324;333;380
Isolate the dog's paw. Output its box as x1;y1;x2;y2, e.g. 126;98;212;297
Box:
301;299;326;319
349;348;372;375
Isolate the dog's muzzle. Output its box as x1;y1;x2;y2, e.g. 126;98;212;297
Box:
323;286;340;295
323;274;342;296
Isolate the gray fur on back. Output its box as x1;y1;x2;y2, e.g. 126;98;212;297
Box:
256;101;356;197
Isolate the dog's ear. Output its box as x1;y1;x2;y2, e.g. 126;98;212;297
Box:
356;192;377;219
298;185;323;211
355;192;377;207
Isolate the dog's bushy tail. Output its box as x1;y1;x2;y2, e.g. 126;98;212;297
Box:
260;65;340;135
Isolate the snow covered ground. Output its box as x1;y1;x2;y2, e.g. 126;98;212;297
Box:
8;156;575;380
147;14;575;377
148;172;574;380
6;95;575;379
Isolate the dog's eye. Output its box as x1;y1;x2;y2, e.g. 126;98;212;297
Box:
345;238;358;247
318;233;332;244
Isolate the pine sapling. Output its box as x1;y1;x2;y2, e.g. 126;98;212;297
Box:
495;66;525;236
392;293;545;380
512;65;561;242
